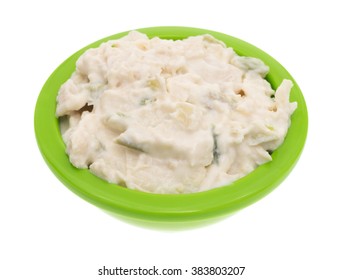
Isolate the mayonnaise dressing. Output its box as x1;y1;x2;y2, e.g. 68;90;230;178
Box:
56;31;297;194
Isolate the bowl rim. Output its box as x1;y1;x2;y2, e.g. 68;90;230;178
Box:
34;26;308;222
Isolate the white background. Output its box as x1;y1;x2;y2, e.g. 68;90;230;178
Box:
1;0;341;279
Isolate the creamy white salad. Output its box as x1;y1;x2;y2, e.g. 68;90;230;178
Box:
56;31;297;194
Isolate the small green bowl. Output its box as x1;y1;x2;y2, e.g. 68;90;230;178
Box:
34;26;308;228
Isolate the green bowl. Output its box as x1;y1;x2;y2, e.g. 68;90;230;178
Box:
34;26;308;228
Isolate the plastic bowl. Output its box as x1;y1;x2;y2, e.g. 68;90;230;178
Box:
34;26;308;228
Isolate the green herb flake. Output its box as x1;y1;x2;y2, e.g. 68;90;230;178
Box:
212;129;220;164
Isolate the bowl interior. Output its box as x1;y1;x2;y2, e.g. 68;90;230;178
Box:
34;26;308;223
